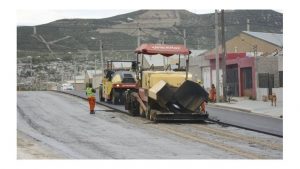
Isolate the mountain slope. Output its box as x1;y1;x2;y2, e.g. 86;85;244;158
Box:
17;10;282;59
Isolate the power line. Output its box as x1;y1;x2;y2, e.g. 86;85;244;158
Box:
18;23;282;30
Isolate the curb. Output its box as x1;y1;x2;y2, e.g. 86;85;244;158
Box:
207;104;282;120
52;90;130;114
55;90;283;120
207;104;251;112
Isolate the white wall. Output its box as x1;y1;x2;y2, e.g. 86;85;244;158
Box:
256;87;282;102
278;53;283;71
92;75;102;88
256;88;268;101
202;67;211;91
272;88;283;102
212;69;223;96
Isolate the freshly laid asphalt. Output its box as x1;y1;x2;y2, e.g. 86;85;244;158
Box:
59;90;283;137
207;107;282;137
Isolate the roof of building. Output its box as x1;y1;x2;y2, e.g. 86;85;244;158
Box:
86;70;102;78
75;75;85;80
243;31;283;47
112;62;132;69
189;50;207;57
66;80;85;84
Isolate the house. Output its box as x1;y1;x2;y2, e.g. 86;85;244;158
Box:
66;75;85;91
256;51;283;101
223;31;282;55
202;31;282;99
187;50;209;89
207;52;255;97
85;70;103;88
111;62;132;70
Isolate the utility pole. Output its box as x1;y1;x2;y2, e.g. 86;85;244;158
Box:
58;59;63;89
254;44;258;99
137;22;141;47
35;77;38;91
247;19;250;31
73;55;76;91
100;40;104;75
183;29;187;78
221;9;227;102
27;56;32;77
33;26;37;35
94;55;97;75
46;75;49;91
61;73;63;87
215;10;220;102
162;31;166;44
162;32;166;67
183;29;186;47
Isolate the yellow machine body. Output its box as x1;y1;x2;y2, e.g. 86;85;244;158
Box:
111;74;122;84
141;71;192;89
102;78;113;97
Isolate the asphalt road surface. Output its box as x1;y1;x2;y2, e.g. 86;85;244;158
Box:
207;107;283;136
62;90;283;137
17;91;282;159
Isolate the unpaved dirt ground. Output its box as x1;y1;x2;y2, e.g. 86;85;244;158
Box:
17;130;65;159
17;91;282;159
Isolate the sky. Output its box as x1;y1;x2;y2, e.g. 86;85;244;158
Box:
17;9;215;26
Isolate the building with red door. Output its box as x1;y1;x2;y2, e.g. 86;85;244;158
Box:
206;52;256;98
199;31;282;99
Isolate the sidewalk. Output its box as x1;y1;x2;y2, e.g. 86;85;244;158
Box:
207;97;283;119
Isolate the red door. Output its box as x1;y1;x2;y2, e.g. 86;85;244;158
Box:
240;67;253;97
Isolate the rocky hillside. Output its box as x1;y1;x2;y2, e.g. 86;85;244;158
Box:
17;10;282;60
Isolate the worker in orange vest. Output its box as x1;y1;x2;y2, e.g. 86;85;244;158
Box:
86;83;96;114
209;84;216;103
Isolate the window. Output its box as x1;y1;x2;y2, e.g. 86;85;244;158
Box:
258;73;274;88
243;67;252;89
279;71;283;87
122;78;136;83
123;74;133;78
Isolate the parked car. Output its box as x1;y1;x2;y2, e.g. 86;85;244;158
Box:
61;83;74;91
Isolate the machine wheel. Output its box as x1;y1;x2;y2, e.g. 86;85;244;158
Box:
149;110;156;121
145;103;151;120
99;87;105;102
124;90;130;110
112;89;119;105
139;105;145;117
127;94;139;115
119;90;125;104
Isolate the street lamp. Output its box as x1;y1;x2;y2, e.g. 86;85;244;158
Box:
27;56;32;76
127;17;140;47
94;55;97;75
90;37;104;75
69;52;78;90
56;57;64;87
